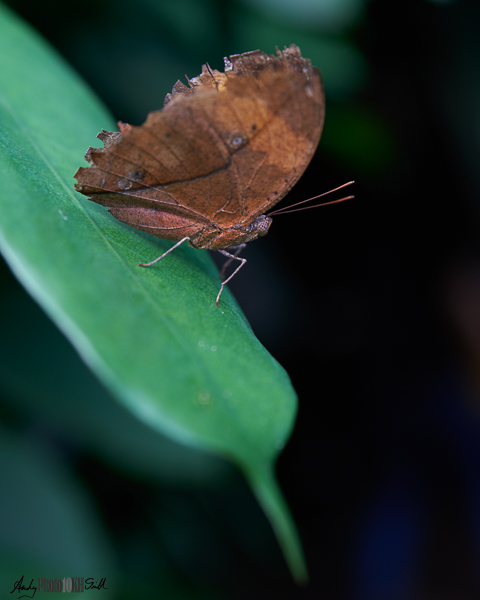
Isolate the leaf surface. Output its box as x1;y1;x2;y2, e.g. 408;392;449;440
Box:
0;4;305;580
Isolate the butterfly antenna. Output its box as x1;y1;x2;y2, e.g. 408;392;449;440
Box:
268;195;354;216
267;181;355;217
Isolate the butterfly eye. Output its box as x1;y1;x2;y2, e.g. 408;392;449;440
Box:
257;218;271;235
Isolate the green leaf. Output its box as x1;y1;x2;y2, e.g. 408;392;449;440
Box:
0;3;306;580
0;288;231;486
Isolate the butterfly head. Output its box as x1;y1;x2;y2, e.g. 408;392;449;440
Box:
249;215;272;238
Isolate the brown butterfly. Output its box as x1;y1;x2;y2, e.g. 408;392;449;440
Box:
74;45;326;305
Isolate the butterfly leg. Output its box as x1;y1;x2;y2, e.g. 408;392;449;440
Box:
215;249;247;306
219;243;247;280
137;237;190;267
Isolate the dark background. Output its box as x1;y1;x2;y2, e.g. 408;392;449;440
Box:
2;0;480;598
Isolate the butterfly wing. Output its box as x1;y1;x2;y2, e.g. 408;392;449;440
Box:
187;45;325;221
74;45;324;239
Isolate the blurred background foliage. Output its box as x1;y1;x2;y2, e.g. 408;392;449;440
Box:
2;0;480;597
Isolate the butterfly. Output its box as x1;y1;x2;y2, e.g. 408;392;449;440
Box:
74;45;325;305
